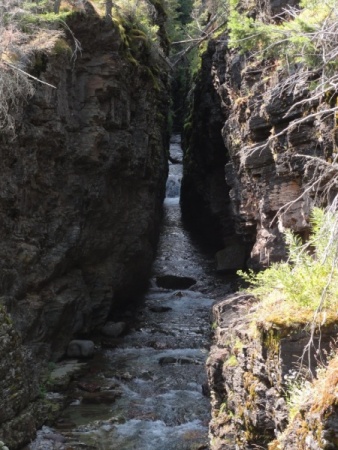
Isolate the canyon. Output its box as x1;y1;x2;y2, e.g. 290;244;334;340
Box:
1;0;338;448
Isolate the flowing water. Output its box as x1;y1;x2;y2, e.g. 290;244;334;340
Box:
28;135;233;450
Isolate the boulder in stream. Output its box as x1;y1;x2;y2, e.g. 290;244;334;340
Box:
67;340;95;358
156;275;196;290
101;321;126;337
81;390;122;404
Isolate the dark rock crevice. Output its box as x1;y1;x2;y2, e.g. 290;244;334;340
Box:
180;40;237;253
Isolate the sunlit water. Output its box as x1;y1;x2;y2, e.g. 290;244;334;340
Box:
27;135;232;450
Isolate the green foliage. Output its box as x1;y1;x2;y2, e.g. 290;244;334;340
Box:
238;207;338;314
113;0;160;42
284;371;312;421
52;37;72;55
224;354;238;367
228;0;338;73
21;10;73;27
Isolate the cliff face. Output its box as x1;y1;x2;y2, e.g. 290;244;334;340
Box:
181;0;333;269
182;0;338;448
208;294;338;450
0;5;169;447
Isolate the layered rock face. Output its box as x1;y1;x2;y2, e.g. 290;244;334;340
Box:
0;5;169;447
207;294;336;449
182;0;333;269
182;0;338;448
0;308;55;448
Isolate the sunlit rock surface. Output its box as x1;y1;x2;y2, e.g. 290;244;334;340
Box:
181;0;333;269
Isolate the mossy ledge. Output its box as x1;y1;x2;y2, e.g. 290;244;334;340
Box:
207;293;338;450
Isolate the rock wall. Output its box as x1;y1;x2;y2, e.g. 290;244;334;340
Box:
207;294;336;449
0;307;57;448
181;0;338;448
181;0;334;269
0;4;169;447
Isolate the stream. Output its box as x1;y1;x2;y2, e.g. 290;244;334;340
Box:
27;135;233;450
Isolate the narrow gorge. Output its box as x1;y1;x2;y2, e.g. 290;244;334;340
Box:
1;0;338;449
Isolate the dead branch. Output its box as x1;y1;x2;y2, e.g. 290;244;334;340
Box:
172;12;227;66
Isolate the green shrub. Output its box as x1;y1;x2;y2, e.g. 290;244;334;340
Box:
228;0;338;73
238;207;338;327
113;0;160;42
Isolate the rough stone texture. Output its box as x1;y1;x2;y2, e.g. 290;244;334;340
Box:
207;294;336;450
220;52;319;269
0;8;169;354
0;306;59;448
182;1;338;448
0;5;169;448
182;0;334;269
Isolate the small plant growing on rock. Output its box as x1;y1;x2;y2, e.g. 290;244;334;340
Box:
284;370;312;421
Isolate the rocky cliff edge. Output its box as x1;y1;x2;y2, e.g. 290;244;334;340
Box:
0;2;169;447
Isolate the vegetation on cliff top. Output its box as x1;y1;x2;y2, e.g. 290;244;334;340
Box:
228;0;338;169
230;0;338;338
0;0;175;136
224;0;338;445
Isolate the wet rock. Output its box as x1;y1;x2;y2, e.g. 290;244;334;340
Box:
149;305;172;313
77;382;101;393
67;340;95;358
156;275;196;290
159;356;201;365
82;390;122;404
54;419;77;430
152;341;168;349
174;291;184;297
116;372;133;381
202;382;210;397
158;356;177;365
49;360;87;390
101;339;119;349
168;155;182;164
101;321;126;337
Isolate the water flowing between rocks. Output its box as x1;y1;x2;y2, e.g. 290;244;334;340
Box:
28;135;233;450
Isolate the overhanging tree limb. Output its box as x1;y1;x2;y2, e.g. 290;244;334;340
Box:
171;12;227;66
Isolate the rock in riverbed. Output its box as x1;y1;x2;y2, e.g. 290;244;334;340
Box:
67;340;95;358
